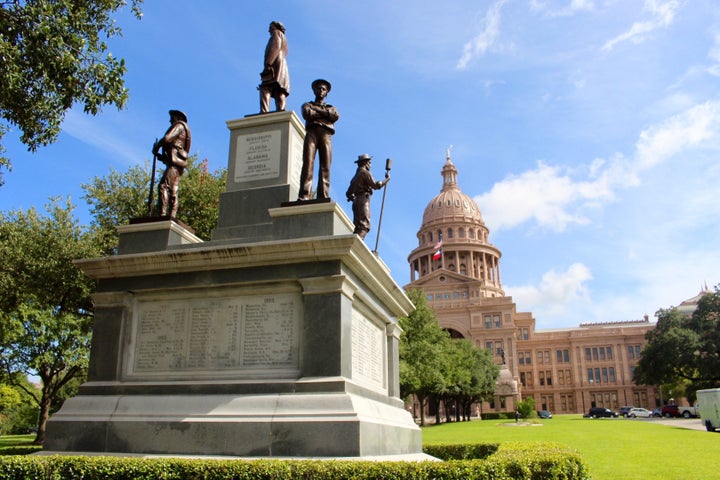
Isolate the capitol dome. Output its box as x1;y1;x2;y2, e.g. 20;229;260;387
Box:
406;151;503;298
422;157;485;227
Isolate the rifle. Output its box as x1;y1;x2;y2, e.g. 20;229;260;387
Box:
147;138;158;216
373;158;392;254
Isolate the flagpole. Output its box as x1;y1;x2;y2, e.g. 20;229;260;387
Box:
373;158;392;254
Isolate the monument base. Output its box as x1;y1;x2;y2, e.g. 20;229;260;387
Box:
44;388;421;457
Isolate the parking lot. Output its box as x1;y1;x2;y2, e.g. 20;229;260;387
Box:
635;417;707;431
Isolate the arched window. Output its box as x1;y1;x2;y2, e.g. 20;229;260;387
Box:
448;228;454;239
459;227;465;238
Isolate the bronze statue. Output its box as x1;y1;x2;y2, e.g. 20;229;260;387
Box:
152;110;191;218
259;21;289;113
346;154;389;239
298;79;340;200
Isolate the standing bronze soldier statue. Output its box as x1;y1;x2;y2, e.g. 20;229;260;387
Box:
346;154;390;240
152;110;191;218
298;79;339;200
259;21;289;113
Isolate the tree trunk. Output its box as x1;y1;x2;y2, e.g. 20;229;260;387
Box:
34;390;52;445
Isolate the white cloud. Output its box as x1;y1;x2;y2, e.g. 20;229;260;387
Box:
474;159;629;232
602;0;681;51
475;100;720;233
506;263;592;315
530;0;594;17
456;0;508;70
634;100;720;169
62;109;148;166
706;32;720;76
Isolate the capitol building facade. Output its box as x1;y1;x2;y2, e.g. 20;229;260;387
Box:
404;153;660;415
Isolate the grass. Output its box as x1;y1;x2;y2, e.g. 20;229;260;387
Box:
422;414;720;480
2;420;719;479
0;434;42;455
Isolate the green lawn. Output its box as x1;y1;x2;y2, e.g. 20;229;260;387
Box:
422;415;720;480
3;420;719;479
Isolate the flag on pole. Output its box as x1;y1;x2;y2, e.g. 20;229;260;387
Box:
432;234;443;260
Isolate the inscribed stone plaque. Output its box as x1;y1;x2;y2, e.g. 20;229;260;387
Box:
234;130;281;183
351;311;386;393
129;293;299;376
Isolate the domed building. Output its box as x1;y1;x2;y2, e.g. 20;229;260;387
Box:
405;152;659;416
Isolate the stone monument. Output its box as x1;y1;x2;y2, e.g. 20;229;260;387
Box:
43;110;423;458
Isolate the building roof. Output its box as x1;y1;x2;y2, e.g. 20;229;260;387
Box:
421;155;485;227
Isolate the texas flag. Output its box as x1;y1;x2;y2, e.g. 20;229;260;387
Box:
432;235;443;260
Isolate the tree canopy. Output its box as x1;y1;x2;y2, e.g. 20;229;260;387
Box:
634;287;720;397
0;0;143;183
0;198;100;443
399;289;499;425
82;155;226;253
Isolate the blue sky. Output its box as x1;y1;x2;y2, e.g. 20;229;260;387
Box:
2;0;719;329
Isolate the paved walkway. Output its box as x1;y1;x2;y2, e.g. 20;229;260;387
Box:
635;417;708;431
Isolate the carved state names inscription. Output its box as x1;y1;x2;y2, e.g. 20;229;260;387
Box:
131;293;299;374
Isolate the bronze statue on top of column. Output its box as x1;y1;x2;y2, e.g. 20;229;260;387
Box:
297;79;339;201
258;21;289;113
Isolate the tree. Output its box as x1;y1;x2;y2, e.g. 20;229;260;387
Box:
517;397;536;419
634;287;720;396
399;289;449;426
0;198;99;444
82;156;226;253
0;0;143;183
0;377;40;435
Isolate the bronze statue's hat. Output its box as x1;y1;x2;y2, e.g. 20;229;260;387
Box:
169;109;188;123
311;79;331;92
270;21;286;33
355;153;372;164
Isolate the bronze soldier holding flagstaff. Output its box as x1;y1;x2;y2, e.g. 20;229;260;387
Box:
346;154;389;240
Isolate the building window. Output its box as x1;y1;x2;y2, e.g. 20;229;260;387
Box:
448;228;454;238
556;349;570;363
459;228;465;238
486;341;493;351
587;368;594;383
539;372;545;386
427;294;433;301
585;348;591;362
485;315;492;329
609;367;616;382
494;315;501;328
607;346;613;360
495;341;503;356
599;347;606;361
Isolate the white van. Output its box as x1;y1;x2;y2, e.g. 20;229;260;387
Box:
696;388;720;432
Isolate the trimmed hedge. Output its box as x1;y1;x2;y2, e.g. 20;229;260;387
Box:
0;442;588;479
423;442;500;460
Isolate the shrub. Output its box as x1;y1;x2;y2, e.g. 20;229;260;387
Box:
0;443;588;479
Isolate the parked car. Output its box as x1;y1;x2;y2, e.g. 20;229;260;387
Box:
651;407;662;417
661;405;681;418
538;410;552;419
586;407;619;418
619;406;635;417
627;407;652;418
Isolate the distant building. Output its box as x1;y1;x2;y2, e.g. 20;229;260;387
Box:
404;153;662;414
